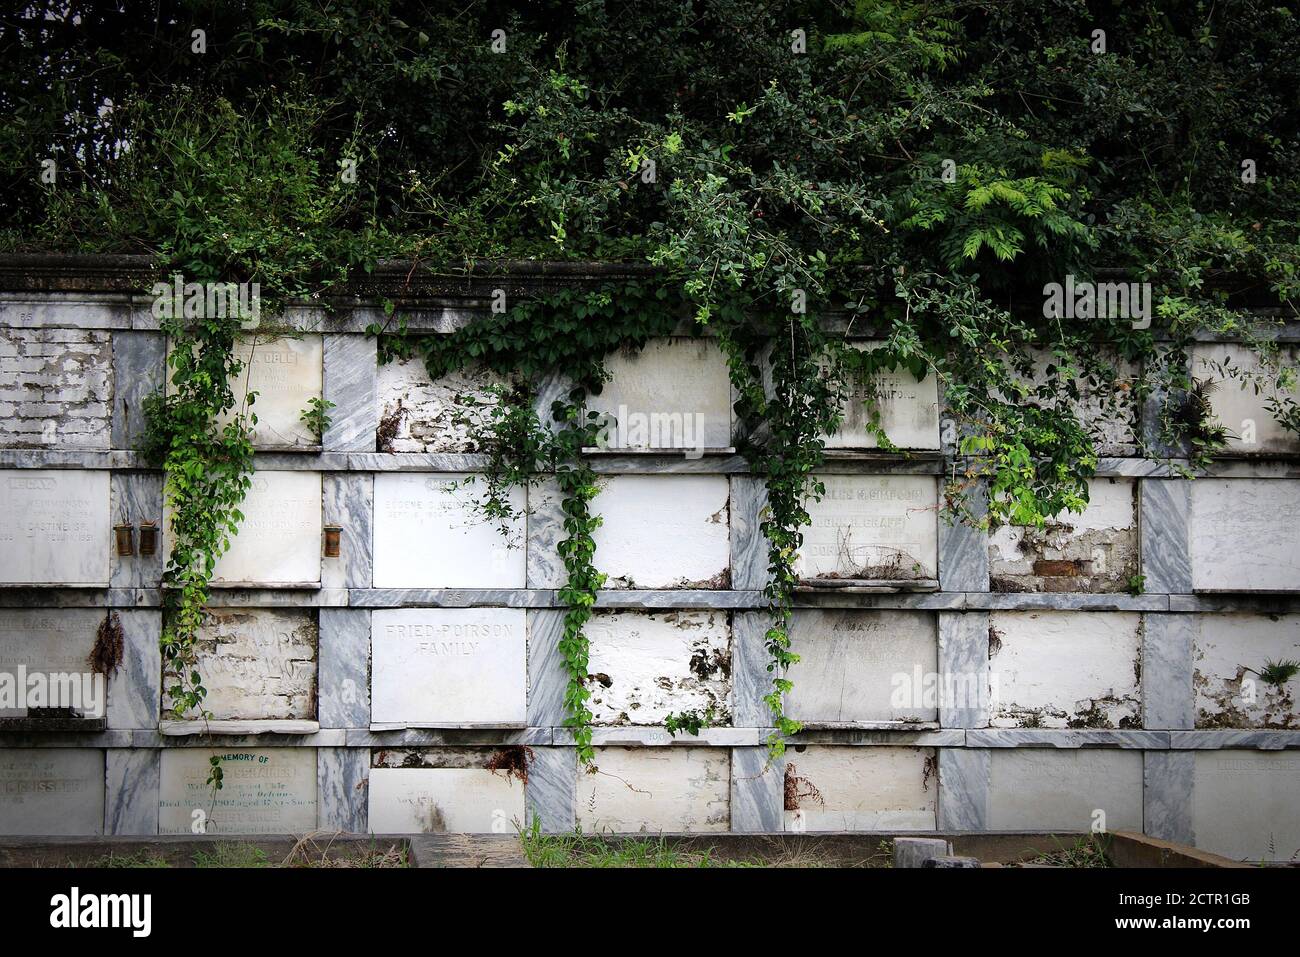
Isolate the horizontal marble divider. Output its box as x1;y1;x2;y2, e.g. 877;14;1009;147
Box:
346;728;553;747
965;593;1170;611
1167;730;1300;750
553;727;763;746
129;730;347;747
790;729;966;746
966;729;1171;749
1170;595;1300;613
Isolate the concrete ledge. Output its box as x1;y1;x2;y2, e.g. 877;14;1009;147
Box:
408;834;530;868
1109;831;1250;868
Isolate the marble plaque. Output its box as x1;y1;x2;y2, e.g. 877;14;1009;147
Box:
782;746;936;831
989;478;1138;593
986;749;1142;831
0;609;103;719
0;327;112;450
797;475;937;580
371;608;526;727
376;358;507;453
172;335;323;448
1189;480;1300;591
827;344;940;450
368;767;525;833
1015;348;1140;456
578;746;729;833
158;748;317;835
592;475;730;588
1192;750;1300;862
987;612;1141;728
586;611;731;726
1192;343;1300;455
162;609;317;721
372;473;525;588
197;471;321;586
1194;614;1300;728
785;611;938;725
0;469;109;585
0;748;104;835
587;338;732;450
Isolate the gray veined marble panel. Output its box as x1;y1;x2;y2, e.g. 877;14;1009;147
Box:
110;331;165;450
107;609;161;730
728;475;769;591
939;611;990;729
322;472;372;589
532;370;574;438
317;747;368;833
1142;614;1195;730
966;729;1171;749
526;609;568;728
345;728;553;747
937;747;989;830
938;482;989;592
525;746;577;833
1143;750;1193;844
730;746;784;832
110;471;164;589
105;749;160;836
317;608;371;729
526;478;566;589
789;729;965;746
1168;730;1300;750
349;588;555;608
323;334;378;452
1140;480;1192;594
730;611;773;728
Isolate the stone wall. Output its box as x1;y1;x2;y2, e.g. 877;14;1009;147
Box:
0;257;1298;861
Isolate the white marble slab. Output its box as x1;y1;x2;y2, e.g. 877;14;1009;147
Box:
162;609;317;721
797;475;938;580
827;344;940;450
1194;614;1300;728
1189;479;1300;591
371;608;527;727
783;746;936;831
0;469;109;585
376;358;506;453
1192;343;1300;455
593;475;730;588
986;749;1142;831
785;611;938;725
196;471;321;586
372;473;526;588
0;609;103;718
988;611;1141;728
1192;749;1300;862
586;611;731;725
368;767;525;833
158;748;317;835
0;748;104;835
578;746;729;832
587;338;732;450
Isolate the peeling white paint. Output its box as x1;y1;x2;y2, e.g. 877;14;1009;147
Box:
376;358;507;452
1194;614;1299;728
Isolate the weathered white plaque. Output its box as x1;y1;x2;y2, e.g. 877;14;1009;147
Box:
785;611;938;725
593;475;730;588
372;473;525;588
158;748;317;835
827;344;940;450
988;611;1141;728
797;475;937;580
0;609;103;719
1192;750;1300;862
368;767;525;833
1189;479;1300;591
783;746;935;831
586;611;731;726
376;359;507;453
371;608;526;727
989;478;1138;592
172;335;323;448
587;338;732;450
987;749;1142;831
163;609;317;721
578;747;729;832
0;469;109;586
1192;343;1300;455
0;748;104;835
197;471;321;586
1194;613;1300;728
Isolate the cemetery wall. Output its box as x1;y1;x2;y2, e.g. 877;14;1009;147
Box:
0;256;1298;861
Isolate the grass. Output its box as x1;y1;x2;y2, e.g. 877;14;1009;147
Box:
85;835;408;869
1021;835;1112;868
